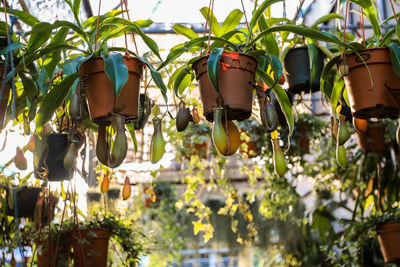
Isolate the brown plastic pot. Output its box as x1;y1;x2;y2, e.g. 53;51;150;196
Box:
377;221;400;263
80;55;144;125
295;123;310;154
341;47;400;119
355;122;385;153
37;235;71;267
0;64;10;129
72;228;110;267
192;52;257;122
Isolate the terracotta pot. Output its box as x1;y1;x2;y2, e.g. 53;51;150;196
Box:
192;52;257;122
34;134;72;181
80;56;144;125
342;47;400;119
72;228;110;267
377;221;400;263
0;64;10;129
284;46;325;95
37;236;71;267
355;122;385;153
295;123;310;154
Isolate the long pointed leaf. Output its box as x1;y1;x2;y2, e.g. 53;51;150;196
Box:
173;67;192;96
36;73;79;129
249;0;283;33
137;57;168;104
311;14;343;29
207;48;224;93
101;53;129;97
200;7;221;36
173;24;199;40
220;9;243;35
257;69;293;135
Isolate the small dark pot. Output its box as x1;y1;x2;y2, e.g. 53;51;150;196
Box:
192;52;258;122
377;221;400;263
34;134;72;181
295;123;310;154
134;93;152;130
6;186;42;218
284;46;325;95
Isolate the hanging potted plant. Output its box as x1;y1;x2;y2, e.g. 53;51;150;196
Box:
71;211;143;267
163;1;294;156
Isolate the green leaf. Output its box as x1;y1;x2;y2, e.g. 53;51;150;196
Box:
173;67;192;96
249;0;283;33
207;48;224;93
200;7;221;36
101;53;129;98
20;73;38;102
2;8;38;26
127;24;162;60
44;27;69;76
331;78;345;109
137;57;168;104
388;43;400;78
311;14;343;29
397;17;400;41
172;24;199;40
0;43;22;56
246;25;346;52
258;14;279;58
35;73;79;129
320;55;340;100
27;22;52;52
72;0;81;20
220;9;243;35
307;42;319;92
257;69;294;135
126;123;138;152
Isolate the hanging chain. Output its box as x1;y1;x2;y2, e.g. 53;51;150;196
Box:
94;0;102;52
342;0;350;55
199;0;213;56
360;6;365;46
240;0;252;44
389;0;398;22
122;0;139;55
206;0;215;54
120;0;129;56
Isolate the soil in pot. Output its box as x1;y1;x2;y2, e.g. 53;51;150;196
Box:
283;46;325;95
0;64;10;130
341;47;400;119
377;221;400;263
80;55;144;125
72;228;110;267
192;52;258;122
34;133;72;181
355;122;385;154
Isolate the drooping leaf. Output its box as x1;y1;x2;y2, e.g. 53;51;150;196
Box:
138;56;168;104
307;41;319;92
173;24;199;40
44;27;69;76
220;9;243;35
126;123;138;152
311;14;344;29
388;43;400;78
101;52;129;97
173;67;192;96
0;43;22;56
257;69;294;135
331;77;345;109
350;0;380;41
320;55;340;100
35;73;79;129
2;8;38;26
207;48;224;93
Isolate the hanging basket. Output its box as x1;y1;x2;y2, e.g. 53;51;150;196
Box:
0;64;10;129
80;55;144;125
341;47;400;119
283;46;325;95
192;52;257;122
355;122;385;154
377;221;400;263
72;228;111;267
34;133;72;181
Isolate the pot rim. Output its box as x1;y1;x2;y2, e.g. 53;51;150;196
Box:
80;55;145;76
192;51;258;70
344;46;389;57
